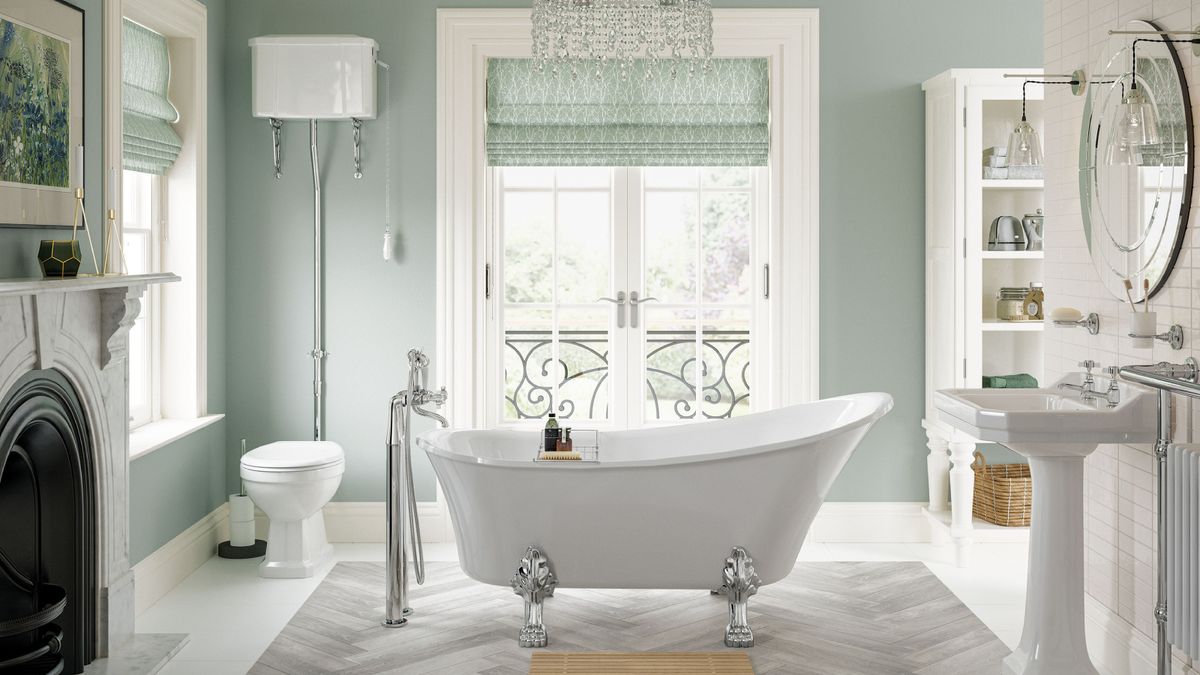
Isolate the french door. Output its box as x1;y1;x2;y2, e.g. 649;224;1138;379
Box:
486;166;771;429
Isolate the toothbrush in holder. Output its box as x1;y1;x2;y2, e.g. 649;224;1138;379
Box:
1128;278;1156;349
1124;279;1139;312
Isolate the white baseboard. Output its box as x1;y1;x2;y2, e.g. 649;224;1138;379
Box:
807;502;931;543
1084;595;1196;675
131;503;229;616
249;501;453;544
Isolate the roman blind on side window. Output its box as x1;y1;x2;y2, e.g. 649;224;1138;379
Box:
486;58;769;166
122;19;182;175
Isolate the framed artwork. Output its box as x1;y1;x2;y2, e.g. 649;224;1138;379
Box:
0;0;84;229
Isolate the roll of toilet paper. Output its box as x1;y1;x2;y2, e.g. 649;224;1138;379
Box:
231;521;256;547
229;494;256;547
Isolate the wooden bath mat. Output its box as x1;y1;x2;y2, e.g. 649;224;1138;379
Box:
529;652;754;674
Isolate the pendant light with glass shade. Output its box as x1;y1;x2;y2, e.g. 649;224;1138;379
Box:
1104;38;1163;165
1100;30;1200;164
1004;77;1082;167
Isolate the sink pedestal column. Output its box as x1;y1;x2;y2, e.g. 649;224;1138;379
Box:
1003;455;1098;675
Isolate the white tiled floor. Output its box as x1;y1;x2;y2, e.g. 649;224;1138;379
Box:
142;541;1028;674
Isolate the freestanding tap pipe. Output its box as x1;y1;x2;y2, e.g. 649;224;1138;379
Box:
384;349;447;626
309;119;328;441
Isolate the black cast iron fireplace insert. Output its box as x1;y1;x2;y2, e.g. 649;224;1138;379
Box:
0;370;96;675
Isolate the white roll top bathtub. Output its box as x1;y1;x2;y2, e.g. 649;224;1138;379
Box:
416;393;893;648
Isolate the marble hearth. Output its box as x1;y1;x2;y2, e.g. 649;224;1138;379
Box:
0;273;179;670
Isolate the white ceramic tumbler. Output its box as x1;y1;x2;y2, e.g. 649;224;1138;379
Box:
1129;311;1157;350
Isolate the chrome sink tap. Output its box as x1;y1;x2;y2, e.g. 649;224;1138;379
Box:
1098;366;1121;407
1059;360;1101;399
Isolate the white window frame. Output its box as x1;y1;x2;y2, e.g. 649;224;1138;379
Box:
486;165;770;429
436;8;820;432
104;0;219;457
123;170;165;429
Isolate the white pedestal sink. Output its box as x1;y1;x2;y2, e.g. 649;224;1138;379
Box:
934;373;1156;675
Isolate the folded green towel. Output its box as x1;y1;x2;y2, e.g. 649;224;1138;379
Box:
982;373;1039;389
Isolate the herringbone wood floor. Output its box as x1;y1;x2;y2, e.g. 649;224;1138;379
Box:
249;561;1010;675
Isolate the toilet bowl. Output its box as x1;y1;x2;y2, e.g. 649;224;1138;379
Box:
241;441;344;578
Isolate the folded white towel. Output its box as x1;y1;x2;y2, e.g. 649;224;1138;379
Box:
984;156;1008;168
983;167;1009;179
983;146;1008;157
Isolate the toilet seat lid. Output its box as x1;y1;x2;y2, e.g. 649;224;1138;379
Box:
241;441;344;471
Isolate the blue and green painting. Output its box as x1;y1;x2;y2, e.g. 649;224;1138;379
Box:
0;16;70;188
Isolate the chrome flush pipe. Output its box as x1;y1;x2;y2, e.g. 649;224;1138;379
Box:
309;119;328;441
384;349;447;627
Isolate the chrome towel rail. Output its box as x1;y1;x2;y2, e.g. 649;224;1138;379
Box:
1118;358;1199;675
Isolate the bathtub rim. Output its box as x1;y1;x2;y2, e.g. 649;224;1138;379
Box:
416;391;893;470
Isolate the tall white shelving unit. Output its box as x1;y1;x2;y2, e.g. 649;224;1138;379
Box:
923;69;1041;566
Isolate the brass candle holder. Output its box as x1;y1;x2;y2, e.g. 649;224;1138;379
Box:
39;187;100;279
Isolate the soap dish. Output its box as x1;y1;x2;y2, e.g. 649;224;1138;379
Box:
1052;312;1100;335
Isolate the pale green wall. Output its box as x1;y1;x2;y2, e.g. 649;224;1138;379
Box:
222;0;1042;503
0;0;229;564
127;0;229;564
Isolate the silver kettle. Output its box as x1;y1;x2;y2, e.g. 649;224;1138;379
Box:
988;215;1027;251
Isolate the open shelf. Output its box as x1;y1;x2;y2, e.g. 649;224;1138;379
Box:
981;250;1044;260
982;179;1044;190
982;319;1044;332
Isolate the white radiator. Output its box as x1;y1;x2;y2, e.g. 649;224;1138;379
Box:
1168;443;1200;659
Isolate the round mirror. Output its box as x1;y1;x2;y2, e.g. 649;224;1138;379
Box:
1080;19;1193;302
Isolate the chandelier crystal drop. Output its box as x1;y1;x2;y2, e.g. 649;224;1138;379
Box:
531;0;714;78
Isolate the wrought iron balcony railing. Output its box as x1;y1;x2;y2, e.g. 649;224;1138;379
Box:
504;329;750;421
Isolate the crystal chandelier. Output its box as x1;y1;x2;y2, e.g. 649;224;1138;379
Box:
531;0;714;77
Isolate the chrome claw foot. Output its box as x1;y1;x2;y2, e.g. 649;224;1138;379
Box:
721;546;760;648
518;624;548;649
511;546;557;648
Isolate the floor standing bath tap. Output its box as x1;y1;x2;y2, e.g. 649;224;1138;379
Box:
383;349;447;627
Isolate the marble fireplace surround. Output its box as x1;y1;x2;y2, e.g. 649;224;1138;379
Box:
0;273;176;664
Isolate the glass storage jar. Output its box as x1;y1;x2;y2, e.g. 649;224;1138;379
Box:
997;287;1031;321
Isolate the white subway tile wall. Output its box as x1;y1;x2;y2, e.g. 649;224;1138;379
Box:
1043;0;1200;668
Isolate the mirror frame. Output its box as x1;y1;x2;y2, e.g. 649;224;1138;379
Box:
1079;19;1193;302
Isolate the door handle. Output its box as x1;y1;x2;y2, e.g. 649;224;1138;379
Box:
628;291;659;329
598;291;627;328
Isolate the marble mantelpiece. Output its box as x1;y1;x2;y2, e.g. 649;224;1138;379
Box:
0;272;178;660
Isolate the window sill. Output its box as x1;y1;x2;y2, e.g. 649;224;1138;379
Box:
129;414;225;461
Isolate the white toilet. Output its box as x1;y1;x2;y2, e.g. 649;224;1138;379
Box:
240;441;344;578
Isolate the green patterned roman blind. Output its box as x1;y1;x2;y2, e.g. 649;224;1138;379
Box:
122;19;181;175
486;59;769;167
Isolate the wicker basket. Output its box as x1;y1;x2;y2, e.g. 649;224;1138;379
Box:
971;451;1032;527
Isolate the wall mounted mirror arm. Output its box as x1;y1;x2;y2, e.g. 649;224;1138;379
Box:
1108;27;1200;57
1004;70;1089;97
